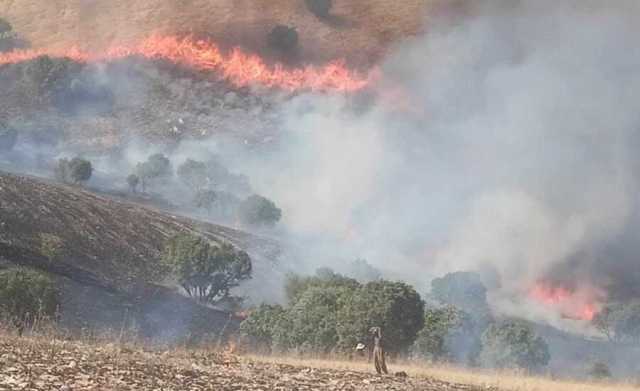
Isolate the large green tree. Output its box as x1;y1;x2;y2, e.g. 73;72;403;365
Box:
163;233;252;305
412;305;476;363
337;280;425;353
238;195;282;227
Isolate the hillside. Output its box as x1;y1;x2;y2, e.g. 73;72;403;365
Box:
0;171;280;338
1;0;431;66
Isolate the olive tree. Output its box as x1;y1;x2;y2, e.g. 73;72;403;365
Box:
69;157;92;185
162;233;252;305
238;195;282;227
136;153;173;192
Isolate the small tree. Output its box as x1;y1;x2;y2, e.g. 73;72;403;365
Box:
0;123;17;152
479;320;550;372
238;195;282;227
136;153;173;192
305;0;333;18
268;25;299;54
613;301;640;343
163;233;252;305
0;268;59;331
178;159;208;192
194;189;217;214
127;174;140;193
69;157;92;185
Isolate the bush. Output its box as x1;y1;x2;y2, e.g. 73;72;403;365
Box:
163;233;252;305
268;25;299;54
194;190;217;214
588;361;612;380
240;304;287;352
0;18;17;52
69;157;92;185
136;153;173;192
412;305;476;363
54;157;92;185
479;320;550;372
276;287;342;353
0;268;59;330
305;0;333;18
0;123;17;152
178;159;208;192
337;280;425;353
238;195;282;227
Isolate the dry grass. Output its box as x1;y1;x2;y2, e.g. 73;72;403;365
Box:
246;354;640;391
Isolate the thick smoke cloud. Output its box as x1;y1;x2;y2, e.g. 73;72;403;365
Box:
242;1;640;316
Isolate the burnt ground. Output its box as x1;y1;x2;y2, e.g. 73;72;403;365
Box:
0;171;280;339
0;335;498;391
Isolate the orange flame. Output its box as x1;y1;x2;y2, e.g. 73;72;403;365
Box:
529;281;602;321
0;35;371;93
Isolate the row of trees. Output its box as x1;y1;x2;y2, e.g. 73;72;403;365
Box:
240;269;551;371
128;154;282;227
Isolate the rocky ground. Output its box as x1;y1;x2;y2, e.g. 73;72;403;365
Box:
0;335;498;391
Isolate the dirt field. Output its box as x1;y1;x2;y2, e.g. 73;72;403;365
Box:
0;0;434;66
0;333;492;391
1;333;634;391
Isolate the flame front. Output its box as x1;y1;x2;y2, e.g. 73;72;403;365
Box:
0;35;371;93
529;282;602;321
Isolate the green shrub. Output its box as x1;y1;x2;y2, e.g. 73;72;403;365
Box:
588;361;612;379
0;268;59;329
268;25;299;54
337;280;425;353
69;157;92;185
412;305;475;363
163;233;252;305
479;320;550;371
238;195;282;227
136;153;173;192
240;304;287;352
0;18;17;52
305;0;333;18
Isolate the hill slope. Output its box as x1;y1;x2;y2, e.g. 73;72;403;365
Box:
1;0;430;66
0;172;280;338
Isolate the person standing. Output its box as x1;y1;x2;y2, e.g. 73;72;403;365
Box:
369;326;388;374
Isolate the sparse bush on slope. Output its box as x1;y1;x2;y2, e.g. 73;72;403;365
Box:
268;25;299;54
305;0;333;18
0;268;60;331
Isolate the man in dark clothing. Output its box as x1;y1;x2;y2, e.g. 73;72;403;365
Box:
369;326;388;374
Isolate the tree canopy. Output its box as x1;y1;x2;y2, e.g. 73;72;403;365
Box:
162;233;252;305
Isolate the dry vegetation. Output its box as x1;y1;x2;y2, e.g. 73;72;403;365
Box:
1;0;431;66
0;331;489;391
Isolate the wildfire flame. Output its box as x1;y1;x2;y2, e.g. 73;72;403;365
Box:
529;281;603;321
0;35;371;93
